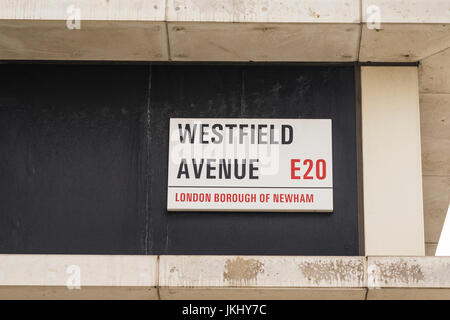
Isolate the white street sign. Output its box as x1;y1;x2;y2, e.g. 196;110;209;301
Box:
167;118;333;212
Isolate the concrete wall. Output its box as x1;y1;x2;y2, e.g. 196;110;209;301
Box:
419;48;450;255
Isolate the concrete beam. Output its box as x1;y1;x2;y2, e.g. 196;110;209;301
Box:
367;256;450;299
163;0;361;61
159;256;367;300
1;0;449;62
1;255;450;299
0;20;168;61
0;0;168;61
360;24;450;62
167;22;360;61
0;255;159;299
359;1;450;62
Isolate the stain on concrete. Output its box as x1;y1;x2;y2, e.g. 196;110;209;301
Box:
308;8;320;19
253;26;277;32
298;259;364;285
169;266;178;273
223;257;264;285
374;261;425;284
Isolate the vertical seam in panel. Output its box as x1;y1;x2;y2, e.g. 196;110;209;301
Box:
165;23;172;61
156;255;161;299
364;256;369;300
357;0;363;61
165;0;172;61
145;66;153;255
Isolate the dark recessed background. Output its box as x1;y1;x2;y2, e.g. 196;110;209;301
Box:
0;64;360;255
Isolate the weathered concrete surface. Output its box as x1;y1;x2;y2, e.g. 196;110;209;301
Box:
0;0;167;60
362;0;450;24
167;0;360;23
159;256;367;299
168;22;360;61
1;255;450;299
0;255;159;299
160;256;366;287
0;20;168;61
426;243;439;256
1;0;450;61
0;0;165;21
359;24;450;62
359;0;450;62
420;48;450;94
368;288;450;300
422;175;450;244
419;94;449;252
367;257;450;299
419;47;450;255
160;288;366;300
420;94;450;176
0;286;157;300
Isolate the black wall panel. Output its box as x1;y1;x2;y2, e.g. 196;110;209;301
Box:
0;65;149;254
0;64;359;255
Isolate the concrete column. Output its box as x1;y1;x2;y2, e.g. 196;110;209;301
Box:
361;66;425;256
